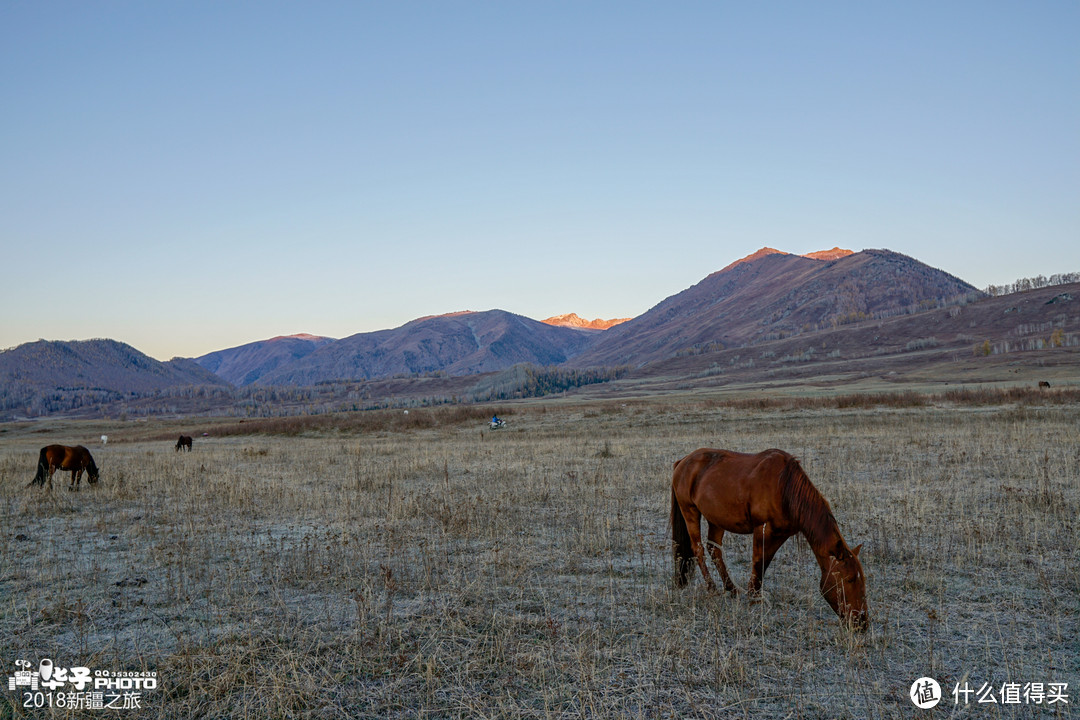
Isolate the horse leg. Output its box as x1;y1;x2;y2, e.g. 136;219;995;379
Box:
748;524;790;595
705;522;739;595
679;505;718;592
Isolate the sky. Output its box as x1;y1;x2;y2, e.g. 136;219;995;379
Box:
2;2;1077;361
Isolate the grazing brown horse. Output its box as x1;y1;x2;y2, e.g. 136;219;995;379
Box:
175;435;193;452
671;448;868;630
27;445;100;491
1038;381;1051;389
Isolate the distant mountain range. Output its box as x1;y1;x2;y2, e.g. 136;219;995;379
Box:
542;313;632;331
199;247;973;385
7;246;1067;419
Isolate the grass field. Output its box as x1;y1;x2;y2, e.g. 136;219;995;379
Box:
1;400;1077;718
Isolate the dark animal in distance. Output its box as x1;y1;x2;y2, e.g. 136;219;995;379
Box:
1038;381;1051;388
27;445;100;491
671;448;868;630
175;435;193;452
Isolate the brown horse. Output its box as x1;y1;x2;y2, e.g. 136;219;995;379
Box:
671;448;868;630
175;435;193;452
27;445;100;491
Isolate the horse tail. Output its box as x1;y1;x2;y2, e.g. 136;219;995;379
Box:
671;485;693;588
28;447;47;487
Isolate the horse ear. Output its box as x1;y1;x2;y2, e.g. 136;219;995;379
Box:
852;543;862;557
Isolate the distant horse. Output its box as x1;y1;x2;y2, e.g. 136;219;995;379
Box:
1038;381;1051;389
175;435;193;452
27;445;100;491
671;448;868;630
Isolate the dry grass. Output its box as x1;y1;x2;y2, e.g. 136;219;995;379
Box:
1;401;1077;718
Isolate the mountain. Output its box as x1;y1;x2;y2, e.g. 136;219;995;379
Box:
0;339;230;418
566;280;1079;399
542;313;632;331
253;310;600;385
0;339;228;391
195;333;335;386
570;248;980;368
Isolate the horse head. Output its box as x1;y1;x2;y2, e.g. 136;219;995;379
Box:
88;462;101;484
820;542;868;631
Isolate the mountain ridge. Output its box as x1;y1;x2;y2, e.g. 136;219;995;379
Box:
3;246;1038;417
719;246;854;273
253;309;598;386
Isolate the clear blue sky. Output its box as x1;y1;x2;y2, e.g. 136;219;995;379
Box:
2;2;1077;360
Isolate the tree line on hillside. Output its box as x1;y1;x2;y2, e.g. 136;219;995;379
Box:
470;365;630;402
1;364;631;421
984;272;1080;297
0;384;239;421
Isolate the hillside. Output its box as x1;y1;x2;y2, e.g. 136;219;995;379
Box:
0;339;230;419
571;248;980;368
562;281;1080;398
254;310;599;386
195;333;336;386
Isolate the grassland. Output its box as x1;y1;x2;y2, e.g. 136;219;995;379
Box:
1;398;1077;718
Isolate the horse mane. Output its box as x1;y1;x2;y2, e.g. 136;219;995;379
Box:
779;455;838;550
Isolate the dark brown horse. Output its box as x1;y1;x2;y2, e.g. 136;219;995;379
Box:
671;448;868;630
1038;381;1051;389
175;435;193;452
27;445;100;491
